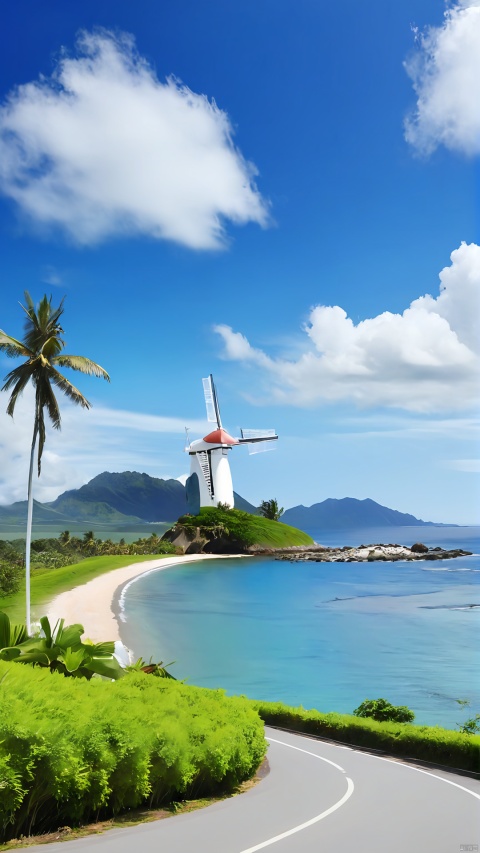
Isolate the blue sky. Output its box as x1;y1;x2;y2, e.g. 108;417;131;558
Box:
0;0;478;524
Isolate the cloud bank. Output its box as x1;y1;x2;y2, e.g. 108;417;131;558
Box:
0;30;268;248
404;1;480;155
214;242;480;413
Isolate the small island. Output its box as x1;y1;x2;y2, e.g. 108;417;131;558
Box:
162;508;472;562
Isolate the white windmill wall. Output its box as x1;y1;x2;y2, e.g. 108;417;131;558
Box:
188;447;234;509
211;448;234;507
189;453;215;508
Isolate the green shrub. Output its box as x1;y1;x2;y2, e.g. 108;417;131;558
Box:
353;697;415;723
251;699;480;773
0;662;266;840
0;561;23;597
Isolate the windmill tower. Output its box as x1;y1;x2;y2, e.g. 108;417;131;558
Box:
185;375;277;514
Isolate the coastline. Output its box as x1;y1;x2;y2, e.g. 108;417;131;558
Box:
46;553;239;649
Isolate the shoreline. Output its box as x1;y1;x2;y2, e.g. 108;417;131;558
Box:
46;553;241;649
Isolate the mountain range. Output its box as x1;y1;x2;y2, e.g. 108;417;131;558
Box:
0;471;442;530
281;497;438;529
0;471;257;526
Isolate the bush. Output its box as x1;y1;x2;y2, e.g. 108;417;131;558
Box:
0;662;266;841
353;697;415;723
0;561;23;597
251;699;480;773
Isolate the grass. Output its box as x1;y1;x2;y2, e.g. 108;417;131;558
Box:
0;554;171;623
176;507;314;549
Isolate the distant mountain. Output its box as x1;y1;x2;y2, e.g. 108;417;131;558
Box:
281;497;437;529
0;478;442;531
47;471;186;523
0;472;259;527
0;499;72;524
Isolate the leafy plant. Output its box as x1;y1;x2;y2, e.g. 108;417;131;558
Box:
125;657;177;679
0;611;124;680
353;697;415;723
0;611;28;647
258;499;284;521
455;699;480;735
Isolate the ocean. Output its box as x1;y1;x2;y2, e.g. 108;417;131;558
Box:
119;525;480;730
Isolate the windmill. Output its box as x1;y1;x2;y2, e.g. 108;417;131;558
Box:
185;375;278;514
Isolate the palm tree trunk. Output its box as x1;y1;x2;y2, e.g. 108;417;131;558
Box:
25;415;38;634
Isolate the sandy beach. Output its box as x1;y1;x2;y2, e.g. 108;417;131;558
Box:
46;553;234;646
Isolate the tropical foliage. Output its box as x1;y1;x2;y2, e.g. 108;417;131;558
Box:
0;292;110;630
0;611;124;680
456;699;480;735
353;697;415;723
258;498;284;521
0;661;266;840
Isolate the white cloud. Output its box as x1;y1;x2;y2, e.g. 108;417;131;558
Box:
0;384;208;504
447;458;480;472
214;242;480;413
0;30;268;249
404;1;480;155
41;266;63;287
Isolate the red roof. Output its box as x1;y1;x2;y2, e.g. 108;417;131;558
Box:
203;428;239;445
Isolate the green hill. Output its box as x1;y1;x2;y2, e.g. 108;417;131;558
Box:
163;507;313;553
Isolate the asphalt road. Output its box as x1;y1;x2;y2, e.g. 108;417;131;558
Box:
26;727;480;853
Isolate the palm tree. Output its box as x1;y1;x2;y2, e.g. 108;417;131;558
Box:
258;498;284;521
0;292;109;631
58;530;70;546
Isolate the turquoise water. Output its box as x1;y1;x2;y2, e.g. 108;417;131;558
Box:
120;526;480;729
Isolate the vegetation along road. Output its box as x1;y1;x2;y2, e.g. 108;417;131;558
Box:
25;727;480;853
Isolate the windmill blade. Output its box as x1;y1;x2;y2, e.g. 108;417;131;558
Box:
246;440;277;455
202;375;222;427
239;428;278;455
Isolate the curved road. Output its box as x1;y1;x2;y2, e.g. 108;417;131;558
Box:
28;727;479;853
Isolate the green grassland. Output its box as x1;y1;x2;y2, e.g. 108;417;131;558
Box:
0;554;171;623
174;507;314;549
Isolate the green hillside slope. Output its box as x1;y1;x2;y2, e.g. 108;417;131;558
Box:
164;507;313;553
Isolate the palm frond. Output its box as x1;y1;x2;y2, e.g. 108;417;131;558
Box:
46;365;91;409
41;336;64;359
3;364;36;415
46;298;65;329
36;374;61;430
0;331;33;359
21;293;65;354
51;355;110;381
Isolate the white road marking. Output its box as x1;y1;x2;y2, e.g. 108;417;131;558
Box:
273;729;480;801
266;736;347;773
371;753;480;800
237;736;354;853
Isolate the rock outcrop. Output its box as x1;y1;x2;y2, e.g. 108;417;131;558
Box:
273;543;472;562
